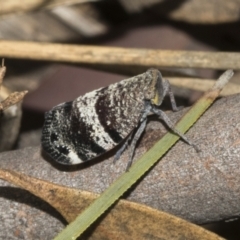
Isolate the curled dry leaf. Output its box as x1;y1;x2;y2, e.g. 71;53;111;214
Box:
0;91;28;111
0;168;224;240
0;60;28;151
0;60;28;111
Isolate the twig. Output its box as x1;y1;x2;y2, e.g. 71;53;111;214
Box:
0;40;240;70
168;77;240;96
0;59;6;90
0;0;98;15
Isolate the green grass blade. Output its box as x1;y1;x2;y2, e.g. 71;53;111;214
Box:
54;70;233;240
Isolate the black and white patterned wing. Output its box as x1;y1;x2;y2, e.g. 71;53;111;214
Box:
42;82;145;165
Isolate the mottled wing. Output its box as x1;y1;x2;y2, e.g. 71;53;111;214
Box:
42;79;146;165
41;101;80;164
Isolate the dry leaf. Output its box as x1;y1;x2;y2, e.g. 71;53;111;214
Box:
0;60;28;111
0;91;28;111
0;168;224;240
0;60;28;150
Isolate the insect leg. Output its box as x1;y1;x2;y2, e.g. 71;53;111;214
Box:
114;132;133;163
114;101;152;169
151;107;199;152
163;79;182;112
126;117;147;171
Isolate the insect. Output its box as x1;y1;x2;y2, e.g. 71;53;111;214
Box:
42;69;197;170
